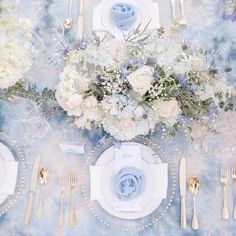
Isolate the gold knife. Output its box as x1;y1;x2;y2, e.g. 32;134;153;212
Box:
179;157;187;229
76;0;83;40
24;156;41;225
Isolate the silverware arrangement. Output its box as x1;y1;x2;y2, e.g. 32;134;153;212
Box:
58;176;67;227
37;167;50;219
24;156;41;225
24;159;79;228
220;168;236;220
63;0;84;39
179;157;186;229
220;169;229;219
170;0;187;29
189;177;200;230
58;173;78;228
24;158;51;224
179;158;200;231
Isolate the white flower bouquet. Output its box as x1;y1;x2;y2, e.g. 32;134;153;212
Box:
0;2;32;89
56;30;235;140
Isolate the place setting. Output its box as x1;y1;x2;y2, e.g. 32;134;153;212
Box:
80;136;177;231
0;0;236;235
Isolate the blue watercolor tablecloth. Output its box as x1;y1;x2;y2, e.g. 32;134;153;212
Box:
0;0;236;235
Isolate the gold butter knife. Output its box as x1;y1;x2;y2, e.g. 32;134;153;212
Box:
179;157;187;229
76;0;84;40
24;156;41;225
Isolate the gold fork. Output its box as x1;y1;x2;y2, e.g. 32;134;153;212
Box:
69;172;78;227
58;176;67;227
231;167;236;220
220;169;229;219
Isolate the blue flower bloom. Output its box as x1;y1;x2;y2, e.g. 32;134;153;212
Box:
177;115;188;124
229;12;236;22
177;74;187;86
187;84;198;93
96;74;102;81
208;103;218;118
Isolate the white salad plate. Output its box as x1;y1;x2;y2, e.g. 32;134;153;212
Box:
93;0;160;40
95;142;166;220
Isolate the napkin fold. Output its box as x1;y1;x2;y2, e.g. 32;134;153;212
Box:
111;3;137;31
90;162;168;211
0;161;18;195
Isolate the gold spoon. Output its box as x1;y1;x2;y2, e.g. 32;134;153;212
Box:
63;0;73;29
36;167;49;219
189;177;200;230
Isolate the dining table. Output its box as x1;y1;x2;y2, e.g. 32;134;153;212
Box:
0;0;236;235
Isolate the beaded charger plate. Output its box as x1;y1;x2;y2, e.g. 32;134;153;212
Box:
0;138;27;217
81;136;177;232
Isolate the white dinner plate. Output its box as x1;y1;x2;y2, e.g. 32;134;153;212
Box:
0;157;5;187
0;142;16;205
93;0;160;40
95;142;165;220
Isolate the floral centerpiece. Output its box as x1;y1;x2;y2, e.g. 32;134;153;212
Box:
0;1;32;89
56;28;235;140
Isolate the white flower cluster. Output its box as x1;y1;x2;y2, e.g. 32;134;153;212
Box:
56;61;181;140
56;32;235;140
0;5;32;89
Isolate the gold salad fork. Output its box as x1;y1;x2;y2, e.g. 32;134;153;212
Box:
231;167;236;220
220;169;229;219
58;176;67;227
69;173;78;227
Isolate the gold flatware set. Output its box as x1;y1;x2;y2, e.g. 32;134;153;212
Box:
179;158;200;231
220;168;236;221
24;156;78;228
63;0;84;39
170;0;187;29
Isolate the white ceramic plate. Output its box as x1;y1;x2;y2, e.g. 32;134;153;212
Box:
93;0;160;40
95;142;164;220
0;157;5;187
0;142;16;205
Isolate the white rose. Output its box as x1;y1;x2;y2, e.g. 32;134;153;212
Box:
66;93;83;116
81;96;103;122
103;39;126;61
127;66;154;95
60;65;79;81
152;99;181;126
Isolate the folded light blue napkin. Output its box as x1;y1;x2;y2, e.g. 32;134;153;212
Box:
115;167;145;201
111;3;137;31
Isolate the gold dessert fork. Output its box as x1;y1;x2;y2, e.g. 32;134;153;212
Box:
231;167;236;220
220;169;229;219
69;172;78;227
58;176;67;227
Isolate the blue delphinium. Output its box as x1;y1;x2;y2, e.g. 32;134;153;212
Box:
177;115;188;124
120;55;145;78
208;102;218;118
229;12;236;22
187;84;198;93
177;74;187;87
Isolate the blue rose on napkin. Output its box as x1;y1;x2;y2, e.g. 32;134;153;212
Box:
115;167;145;201
111;3;137;31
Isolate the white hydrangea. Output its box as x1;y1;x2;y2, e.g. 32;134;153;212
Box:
102;98;155;140
0;9;32;89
